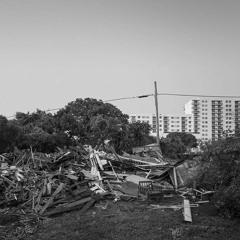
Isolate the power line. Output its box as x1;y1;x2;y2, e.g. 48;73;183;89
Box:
157;93;240;98
103;93;240;102
5;92;240;118
103;94;154;102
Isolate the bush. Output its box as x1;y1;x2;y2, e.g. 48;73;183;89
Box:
191;137;240;219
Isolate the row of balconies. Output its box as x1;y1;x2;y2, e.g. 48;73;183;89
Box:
212;110;223;112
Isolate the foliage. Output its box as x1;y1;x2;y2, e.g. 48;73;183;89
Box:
15;110;56;134
160;132;197;159
55;98;129;147
0;115;23;153
0;111;71;153
167;132;198;148
193;137;240;219
0;98;155;154
112;121;156;154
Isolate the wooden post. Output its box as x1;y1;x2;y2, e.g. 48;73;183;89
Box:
154;82;160;146
154;81;163;158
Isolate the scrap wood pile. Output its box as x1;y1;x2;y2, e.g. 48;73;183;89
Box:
0;145;122;238
0;146;111;216
0;144;214;239
0;144;180;238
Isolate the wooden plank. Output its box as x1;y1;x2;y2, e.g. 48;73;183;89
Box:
106;180;114;193
183;199;192;222
108;161;119;181
39;183;64;215
173;167;178;191
78;198;96;215
94;151;104;170
64;197;92;208
43;197;92;216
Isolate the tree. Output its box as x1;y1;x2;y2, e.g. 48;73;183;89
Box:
160;132;197;159
160;136;186;159
54;98;129;147
0;115;23;153
13;110;71;153
112;121;156;154
15;110;56;134
166;132;198;148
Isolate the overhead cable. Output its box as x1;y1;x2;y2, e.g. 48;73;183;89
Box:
5;92;240;118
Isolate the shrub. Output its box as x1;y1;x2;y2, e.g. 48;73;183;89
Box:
191;137;240;219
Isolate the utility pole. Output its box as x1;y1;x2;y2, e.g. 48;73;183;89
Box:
154;81;160;146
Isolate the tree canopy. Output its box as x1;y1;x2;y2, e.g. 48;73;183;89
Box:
166;132;198;148
0;98;156;154
160;132;198;159
54;98;129;147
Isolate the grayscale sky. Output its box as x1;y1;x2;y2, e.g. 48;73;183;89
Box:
1;0;240;117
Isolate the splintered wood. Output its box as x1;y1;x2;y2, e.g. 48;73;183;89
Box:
0;147;109;220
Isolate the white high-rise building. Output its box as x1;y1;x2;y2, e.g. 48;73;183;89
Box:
129;97;240;141
129;113;193;138
184;98;240;141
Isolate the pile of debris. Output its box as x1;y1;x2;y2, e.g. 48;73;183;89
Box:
0;143;212;238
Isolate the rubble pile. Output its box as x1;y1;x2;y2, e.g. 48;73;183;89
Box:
0;144;210;239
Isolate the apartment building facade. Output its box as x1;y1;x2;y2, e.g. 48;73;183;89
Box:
184;98;240;141
129;113;194;138
129;97;240;141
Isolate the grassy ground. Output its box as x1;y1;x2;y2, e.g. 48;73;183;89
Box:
25;195;240;240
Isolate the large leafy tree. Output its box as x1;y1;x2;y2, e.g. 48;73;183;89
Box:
160;132;197;159
166;132;198;148
14;110;70;152
0;115;23;153
0;99;156;154
112;121;156;154
55;98;129;147
15;110;56;134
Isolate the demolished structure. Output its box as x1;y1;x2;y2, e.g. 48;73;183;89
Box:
0;143;208;238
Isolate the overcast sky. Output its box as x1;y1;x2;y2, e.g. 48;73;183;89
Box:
1;0;240;118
